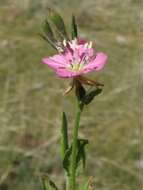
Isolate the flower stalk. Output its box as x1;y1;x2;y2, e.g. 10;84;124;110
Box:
69;100;83;190
40;11;108;190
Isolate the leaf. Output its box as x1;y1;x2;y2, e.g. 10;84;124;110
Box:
71;15;78;39
62;139;88;177
41;177;59;190
63;146;72;176
41;178;48;190
76;139;89;170
63;139;88;176
48;9;68;39
61;112;69;160
83;88;102;105
48;180;59;190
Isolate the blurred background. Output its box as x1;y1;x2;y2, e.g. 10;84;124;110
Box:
0;0;143;189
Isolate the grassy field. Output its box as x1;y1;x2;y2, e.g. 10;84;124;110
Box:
0;0;143;189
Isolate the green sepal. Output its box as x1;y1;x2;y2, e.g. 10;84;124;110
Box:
83;88;102;105
71;15;78;39
40;33;57;50
61;112;69;160
75;82;86;103
43;19;56;43
48;10;68;40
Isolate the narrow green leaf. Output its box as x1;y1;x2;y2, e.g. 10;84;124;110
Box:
41;179;47;190
63;146;72;176
83;88;102;105
48;180;59;190
71;15;78;39
63;139;88;176
76;139;89;169
41;177;59;190
61;112;69;160
41;178;50;190
48;10;68;39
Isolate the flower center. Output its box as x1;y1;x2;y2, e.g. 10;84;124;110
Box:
69;62;84;72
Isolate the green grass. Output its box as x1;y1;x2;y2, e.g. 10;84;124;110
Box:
0;0;143;189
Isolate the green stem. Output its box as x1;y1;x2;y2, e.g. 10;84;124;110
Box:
69;102;83;190
66;176;70;190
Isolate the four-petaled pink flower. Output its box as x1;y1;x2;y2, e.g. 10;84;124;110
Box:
42;39;108;78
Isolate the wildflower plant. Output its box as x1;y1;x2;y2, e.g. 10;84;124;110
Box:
40;9;108;190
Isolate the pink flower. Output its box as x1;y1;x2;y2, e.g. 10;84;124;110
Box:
42;39;108;78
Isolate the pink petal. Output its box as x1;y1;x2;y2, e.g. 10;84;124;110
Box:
56;69;82;78
63;50;73;62
83;52;108;73
42;54;67;70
